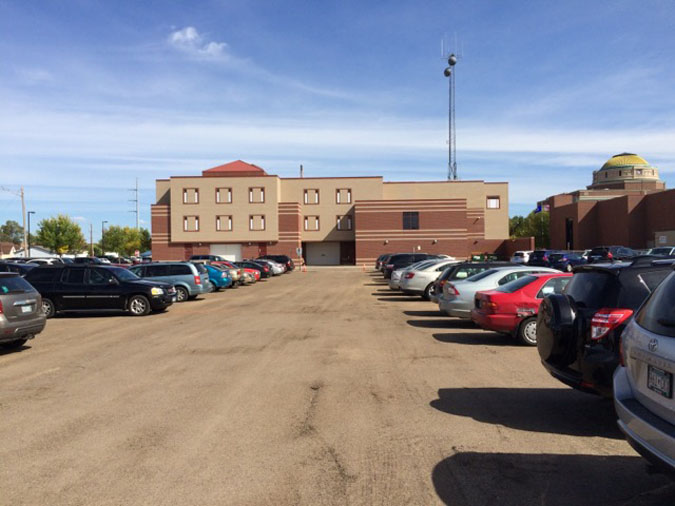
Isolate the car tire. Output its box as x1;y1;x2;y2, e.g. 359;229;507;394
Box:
1;338;28;349
422;283;434;301
128;295;151;316
42;298;56;318
175;286;189;302
517;317;538;346
565;264;573;272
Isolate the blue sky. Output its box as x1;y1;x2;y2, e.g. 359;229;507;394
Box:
2;0;675;240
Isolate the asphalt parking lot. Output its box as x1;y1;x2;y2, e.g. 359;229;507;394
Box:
1;268;674;506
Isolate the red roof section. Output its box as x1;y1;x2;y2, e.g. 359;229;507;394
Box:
202;160;267;176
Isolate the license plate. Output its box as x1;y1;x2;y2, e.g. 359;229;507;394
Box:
647;365;673;399
20;305;32;314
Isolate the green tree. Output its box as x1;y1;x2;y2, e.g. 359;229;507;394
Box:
0;220;24;244
509;211;549;248
36;215;87;254
139;228;151;252
101;226;150;256
509;215;526;238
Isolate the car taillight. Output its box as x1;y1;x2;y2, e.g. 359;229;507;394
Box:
481;297;498;313
195;275;202;285
448;284;459;296
543;255;548;262
264;266;269;272
607;252;613;260
0;300;3;314
405;272;415;279
590;308;633;340
439;280;446;288
386;264;394;269
221;272;226;278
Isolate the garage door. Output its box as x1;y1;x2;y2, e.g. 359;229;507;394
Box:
210;244;242;261
305;242;340;265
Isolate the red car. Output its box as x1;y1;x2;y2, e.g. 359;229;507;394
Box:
219;261;260;281
471;272;572;346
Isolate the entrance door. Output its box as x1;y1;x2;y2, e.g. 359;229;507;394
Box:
340;241;355;265
258;243;267;257
565;218;574;250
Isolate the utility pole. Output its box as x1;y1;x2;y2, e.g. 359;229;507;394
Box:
90;223;94;257
27;211;35;256
443;54;458;180
129;178;139;230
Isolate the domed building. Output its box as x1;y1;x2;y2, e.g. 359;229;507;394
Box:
541;153;673;250
588;153;664;191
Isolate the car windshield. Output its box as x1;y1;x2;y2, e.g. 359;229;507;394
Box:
0;276;34;294
466;269;499;282
650;247;673;256
110;267;139;281
495;275;538;293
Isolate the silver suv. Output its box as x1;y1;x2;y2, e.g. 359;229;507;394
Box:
0;273;46;349
614;270;675;475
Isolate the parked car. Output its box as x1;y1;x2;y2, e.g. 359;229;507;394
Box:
189;254;230;263
128;262;210;302
587;245;638;263
399;259;461;300
647;246;675;256
202;263;233;291
378;254;393;272
0;261;38;276
429;261;513;304
510;250;533;264
0;272;47;348
383;253;437;279
614;270;675;475
25;258;63;265
536;257;675;397
471;273;572;345
527;250;560;267
254;258;285;275
235;261;270;279
549;251;586;272
241;271;256;284
438;266;558;318
72;257;105;265
25;265;175;317
388;259;439;291
258;255;295;272
375;254;391;271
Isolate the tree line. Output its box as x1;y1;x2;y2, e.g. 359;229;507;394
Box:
0;216;151;256
509;211;549;248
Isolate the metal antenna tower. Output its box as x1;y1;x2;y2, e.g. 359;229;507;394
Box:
129;178;139;230
442;37;460;180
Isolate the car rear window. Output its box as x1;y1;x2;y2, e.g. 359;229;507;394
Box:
589;247;608;256
466;269;499;282
63;268;85;284
0;276;34;294
635;272;675;338
549;253;565;261
495;275;537;293
513;252;525;257
452;265;490;280
565;271;619;308
530;251;547;259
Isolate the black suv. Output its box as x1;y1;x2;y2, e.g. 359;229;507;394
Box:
587;245;637;263
258;255;294;272
383;253;437;279
536;257;675;397
25;265;176;318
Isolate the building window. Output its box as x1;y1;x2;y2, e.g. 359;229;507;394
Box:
336;215;352;231
216;187;232;204
249;215;265;231
216;215;233;232
486;196;501;209
183;188;199;204
336;188;352;204
183;215;199;232
636;169;642;175
304;216;320;231
304;188;320;204
249;187;265;203
402;212;419;230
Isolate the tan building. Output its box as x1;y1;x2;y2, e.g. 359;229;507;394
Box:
152;160;519;265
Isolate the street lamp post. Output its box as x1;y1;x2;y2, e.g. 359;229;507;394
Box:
444;54;458;180
101;220;108;256
27;211;35;257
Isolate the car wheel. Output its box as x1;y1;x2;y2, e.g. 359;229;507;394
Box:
517;317;538;346
42;298;55;318
128;295;151;316
565;264;573;272
422;283;434;301
210;281;220;292
175;286;188;302
1;338;27;349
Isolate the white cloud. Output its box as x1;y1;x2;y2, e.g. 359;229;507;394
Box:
72;216;87;222
168;26;228;59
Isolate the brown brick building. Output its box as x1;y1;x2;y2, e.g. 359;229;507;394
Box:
541;153;675;250
152;160;522;265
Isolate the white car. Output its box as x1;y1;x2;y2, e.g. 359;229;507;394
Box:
510;250;533;264
388;259;438;290
399;259;459;300
438;266;558;318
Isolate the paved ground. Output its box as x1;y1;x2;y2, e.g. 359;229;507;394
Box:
1;269;674;506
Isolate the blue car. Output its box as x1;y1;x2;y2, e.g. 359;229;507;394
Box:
549;251;586;272
203;264;232;291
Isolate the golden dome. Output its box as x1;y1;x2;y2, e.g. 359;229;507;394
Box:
600;153;650;170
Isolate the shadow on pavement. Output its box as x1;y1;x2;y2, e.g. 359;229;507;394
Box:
403;310;446;317
377;297;426;302
432;451;675;506
430;387;623;438
407;319;475;329
433;332;512;346
0;344;32;356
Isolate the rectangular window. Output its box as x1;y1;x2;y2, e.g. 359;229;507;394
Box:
336;188;352;204
304;216;320;231
249;214;265;231
402;212;419;230
183;215;199;232
336;215;352;231
216;187;232;204
486;196;500;209
216;215;233;232
249;187;265;203
304;188;320;204
183;188;199;204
